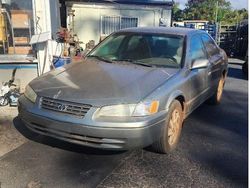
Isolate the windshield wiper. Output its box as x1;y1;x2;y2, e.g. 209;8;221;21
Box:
87;55;113;64
114;59;154;67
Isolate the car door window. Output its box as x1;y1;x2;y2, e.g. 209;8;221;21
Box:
190;35;207;62
201;34;220;57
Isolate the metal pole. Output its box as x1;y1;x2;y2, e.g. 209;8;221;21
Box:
215;1;218;23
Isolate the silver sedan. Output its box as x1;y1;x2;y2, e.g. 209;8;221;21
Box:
18;27;228;153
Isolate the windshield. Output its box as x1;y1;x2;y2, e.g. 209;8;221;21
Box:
88;33;184;68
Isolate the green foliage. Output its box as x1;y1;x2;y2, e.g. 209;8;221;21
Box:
172;0;248;25
172;3;184;21
184;0;231;22
222;8;248;24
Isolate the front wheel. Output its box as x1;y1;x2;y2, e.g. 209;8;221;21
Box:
0;96;9;106
151;100;183;154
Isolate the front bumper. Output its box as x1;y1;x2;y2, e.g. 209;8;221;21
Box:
18;96;167;150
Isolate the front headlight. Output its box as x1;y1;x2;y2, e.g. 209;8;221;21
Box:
24;85;37;103
97;100;159;117
133;100;159;116
97;104;136;117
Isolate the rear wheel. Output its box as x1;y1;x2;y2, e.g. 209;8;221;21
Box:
208;76;225;105
151;100;183;154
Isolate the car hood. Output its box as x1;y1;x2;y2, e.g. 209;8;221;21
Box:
30;59;178;106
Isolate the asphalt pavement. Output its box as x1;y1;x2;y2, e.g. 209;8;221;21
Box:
0;61;248;188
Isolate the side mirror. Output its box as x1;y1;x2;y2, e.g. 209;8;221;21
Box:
191;59;209;70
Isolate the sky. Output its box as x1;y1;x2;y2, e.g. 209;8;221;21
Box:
175;0;248;10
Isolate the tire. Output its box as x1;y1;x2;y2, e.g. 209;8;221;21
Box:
207;76;225;105
151;100;183;154
0;96;9;106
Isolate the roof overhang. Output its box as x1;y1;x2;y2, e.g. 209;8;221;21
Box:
62;0;174;6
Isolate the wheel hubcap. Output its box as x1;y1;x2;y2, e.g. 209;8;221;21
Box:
168;109;181;146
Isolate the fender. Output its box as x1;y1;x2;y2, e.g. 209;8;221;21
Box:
165;90;185;111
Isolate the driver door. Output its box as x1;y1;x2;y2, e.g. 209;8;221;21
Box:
187;34;209;111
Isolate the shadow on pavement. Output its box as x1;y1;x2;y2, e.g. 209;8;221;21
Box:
181;89;248;187
191;91;248;137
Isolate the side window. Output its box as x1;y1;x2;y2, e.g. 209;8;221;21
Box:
202;34;220;57
190;35;207;62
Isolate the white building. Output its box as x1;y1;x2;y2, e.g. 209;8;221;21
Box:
65;0;173;46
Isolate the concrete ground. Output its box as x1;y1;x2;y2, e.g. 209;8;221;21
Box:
0;107;26;157
0;60;248;188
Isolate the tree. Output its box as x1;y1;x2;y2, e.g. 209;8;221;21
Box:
183;0;231;23
223;8;248;25
172;3;184;21
173;0;248;25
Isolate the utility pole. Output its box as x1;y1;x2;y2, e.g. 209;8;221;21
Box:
215;1;220;45
215;0;219;23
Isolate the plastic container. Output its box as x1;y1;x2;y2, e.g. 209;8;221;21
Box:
53;56;71;68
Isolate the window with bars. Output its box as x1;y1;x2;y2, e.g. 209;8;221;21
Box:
101;16;138;35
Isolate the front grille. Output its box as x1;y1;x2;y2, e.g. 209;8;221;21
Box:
41;97;91;118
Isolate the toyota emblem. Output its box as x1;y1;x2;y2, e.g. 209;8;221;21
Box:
58;104;68;112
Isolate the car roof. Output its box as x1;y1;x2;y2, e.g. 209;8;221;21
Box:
116;27;206;36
